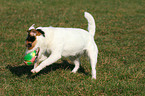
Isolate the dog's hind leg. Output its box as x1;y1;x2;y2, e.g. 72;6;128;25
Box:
87;42;98;79
70;58;80;73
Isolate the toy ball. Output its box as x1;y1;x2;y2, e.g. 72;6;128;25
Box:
24;50;36;65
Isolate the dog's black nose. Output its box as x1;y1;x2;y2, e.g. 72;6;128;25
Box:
27;43;32;48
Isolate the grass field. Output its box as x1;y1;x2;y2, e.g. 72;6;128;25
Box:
0;0;145;95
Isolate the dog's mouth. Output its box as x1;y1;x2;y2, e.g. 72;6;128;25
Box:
24;47;40;65
26;40;37;50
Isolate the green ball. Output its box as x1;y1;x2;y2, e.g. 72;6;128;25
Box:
24;50;36;65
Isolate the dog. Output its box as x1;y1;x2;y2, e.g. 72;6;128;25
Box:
25;12;98;79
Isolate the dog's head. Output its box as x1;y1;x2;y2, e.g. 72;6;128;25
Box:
26;24;45;50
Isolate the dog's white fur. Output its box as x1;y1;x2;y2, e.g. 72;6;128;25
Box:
25;12;98;79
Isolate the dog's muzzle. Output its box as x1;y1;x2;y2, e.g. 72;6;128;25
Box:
26;43;32;48
24;47;40;65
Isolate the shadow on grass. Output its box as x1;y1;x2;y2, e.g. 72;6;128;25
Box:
6;60;89;78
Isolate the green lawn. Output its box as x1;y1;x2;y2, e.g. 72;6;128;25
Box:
0;0;144;95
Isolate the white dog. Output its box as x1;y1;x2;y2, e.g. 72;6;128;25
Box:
25;12;98;79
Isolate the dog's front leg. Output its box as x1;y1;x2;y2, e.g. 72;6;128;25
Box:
33;55;48;69
34;62;39;69
31;53;61;73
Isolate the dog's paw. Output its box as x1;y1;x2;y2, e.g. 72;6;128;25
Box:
92;76;96;80
71;70;77;73
31;68;39;73
31;69;37;73
31;66;42;73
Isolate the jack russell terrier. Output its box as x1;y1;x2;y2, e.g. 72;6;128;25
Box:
25;12;98;79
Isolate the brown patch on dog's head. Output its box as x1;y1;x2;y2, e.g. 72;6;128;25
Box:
26;29;45;50
27;29;45;37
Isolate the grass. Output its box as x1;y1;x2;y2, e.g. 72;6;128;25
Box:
0;0;145;95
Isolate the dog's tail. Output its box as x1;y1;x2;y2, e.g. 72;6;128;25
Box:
84;12;96;37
